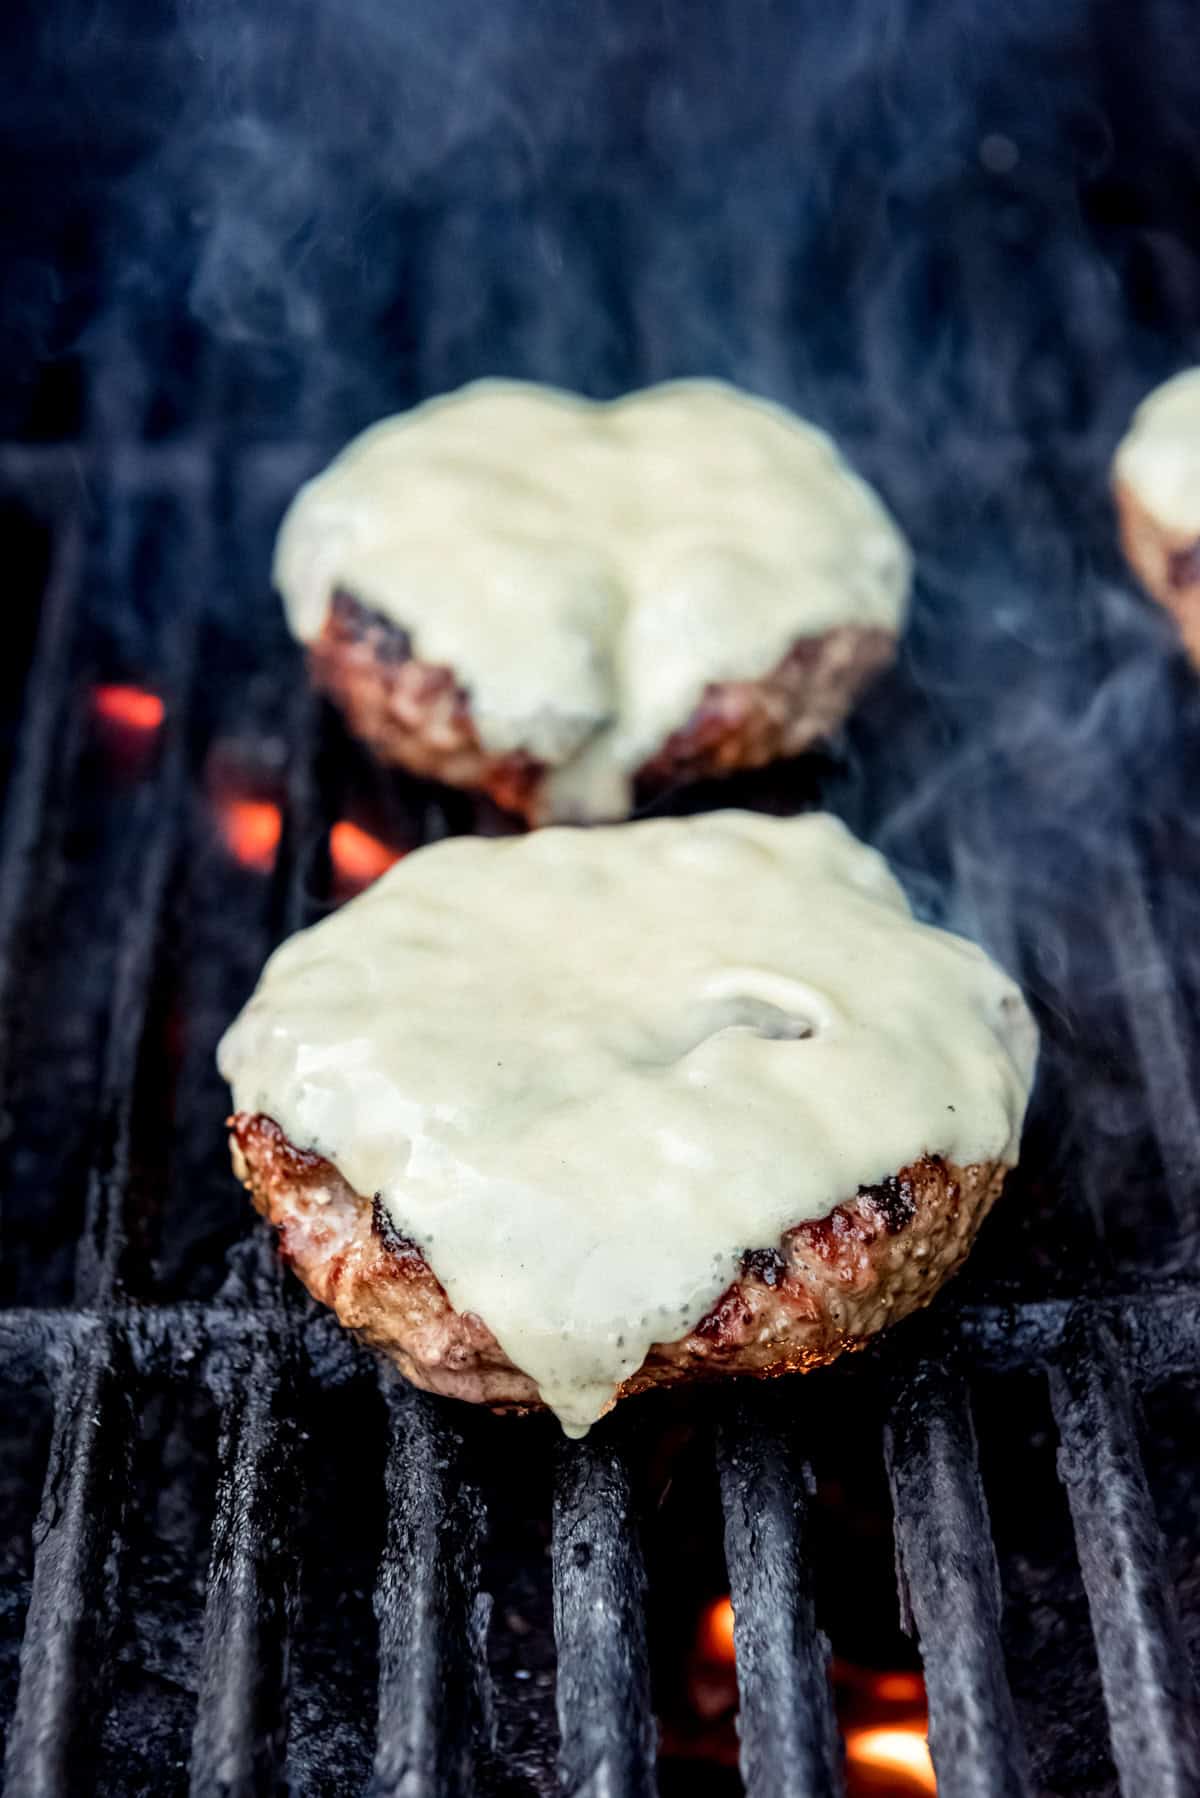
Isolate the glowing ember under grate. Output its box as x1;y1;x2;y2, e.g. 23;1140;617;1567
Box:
696;1594;736;1663
329;818;401;894
691;1596;937;1790
91;684;166;732
218;796;282;873
844;1725;937;1793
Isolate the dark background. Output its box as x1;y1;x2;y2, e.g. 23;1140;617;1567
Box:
0;0;1197;447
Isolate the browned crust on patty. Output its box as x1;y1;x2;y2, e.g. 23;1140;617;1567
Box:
306;590;896;823
1113;476;1200;667
308;590;547;818
636;626;896;791
228;1111;1008;1418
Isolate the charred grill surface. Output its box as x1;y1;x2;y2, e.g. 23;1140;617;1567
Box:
0;439;1197;1797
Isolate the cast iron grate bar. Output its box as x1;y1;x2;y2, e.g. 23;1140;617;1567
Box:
0;498;83;975
281;683;326;939
72;693;194;1304
1049;1318;1200;1797
369;1374;488;1798
552;1426;658;1798
0;509;84;1089
717;1386;842;1798
189;1339;297;1798
2;1327;133;1797
72;476;209;1308
3;1280;1200;1387
886;1359;1033;1798
190;469;313;1796
1108;852;1200;1222
1105;850;1200;1241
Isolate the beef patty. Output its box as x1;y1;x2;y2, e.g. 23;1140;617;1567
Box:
309;588;897;824
230;1111;1006;1417
274;380;912;822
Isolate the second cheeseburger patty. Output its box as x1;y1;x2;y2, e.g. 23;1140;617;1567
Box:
1112;367;1200;666
218;812;1037;1435
274;379;911;823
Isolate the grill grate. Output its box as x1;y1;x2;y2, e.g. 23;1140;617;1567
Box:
886;1363;1031;1798
1049;1324;1200;1796
553;1427;657;1798
0;442;1198;1798
716;1388;840;1797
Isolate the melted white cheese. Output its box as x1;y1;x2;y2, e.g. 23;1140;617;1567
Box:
274;380;911;820
1114;368;1200;533
218;811;1037;1436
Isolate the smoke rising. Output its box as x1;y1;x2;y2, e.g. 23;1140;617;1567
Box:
12;0;1200;1265
91;0;1196;436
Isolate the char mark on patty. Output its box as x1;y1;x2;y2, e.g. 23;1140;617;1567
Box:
741;1245;788;1286
1167;541;1200;592
331;588;414;660
370;1194;422;1259
855;1169;922;1234
229;1116;1007;1418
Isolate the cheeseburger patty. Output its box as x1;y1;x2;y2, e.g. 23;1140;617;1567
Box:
217;813;1035;1433
231;1112;1005;1413
274;380;911;823
1113;367;1200;666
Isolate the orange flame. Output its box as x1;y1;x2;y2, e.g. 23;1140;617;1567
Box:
688;1602;936;1791
696;1596;736;1664
93;685;165;732
845;1724;937;1793
871;1672;926;1704
219;798;282;874
330;820;401;893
